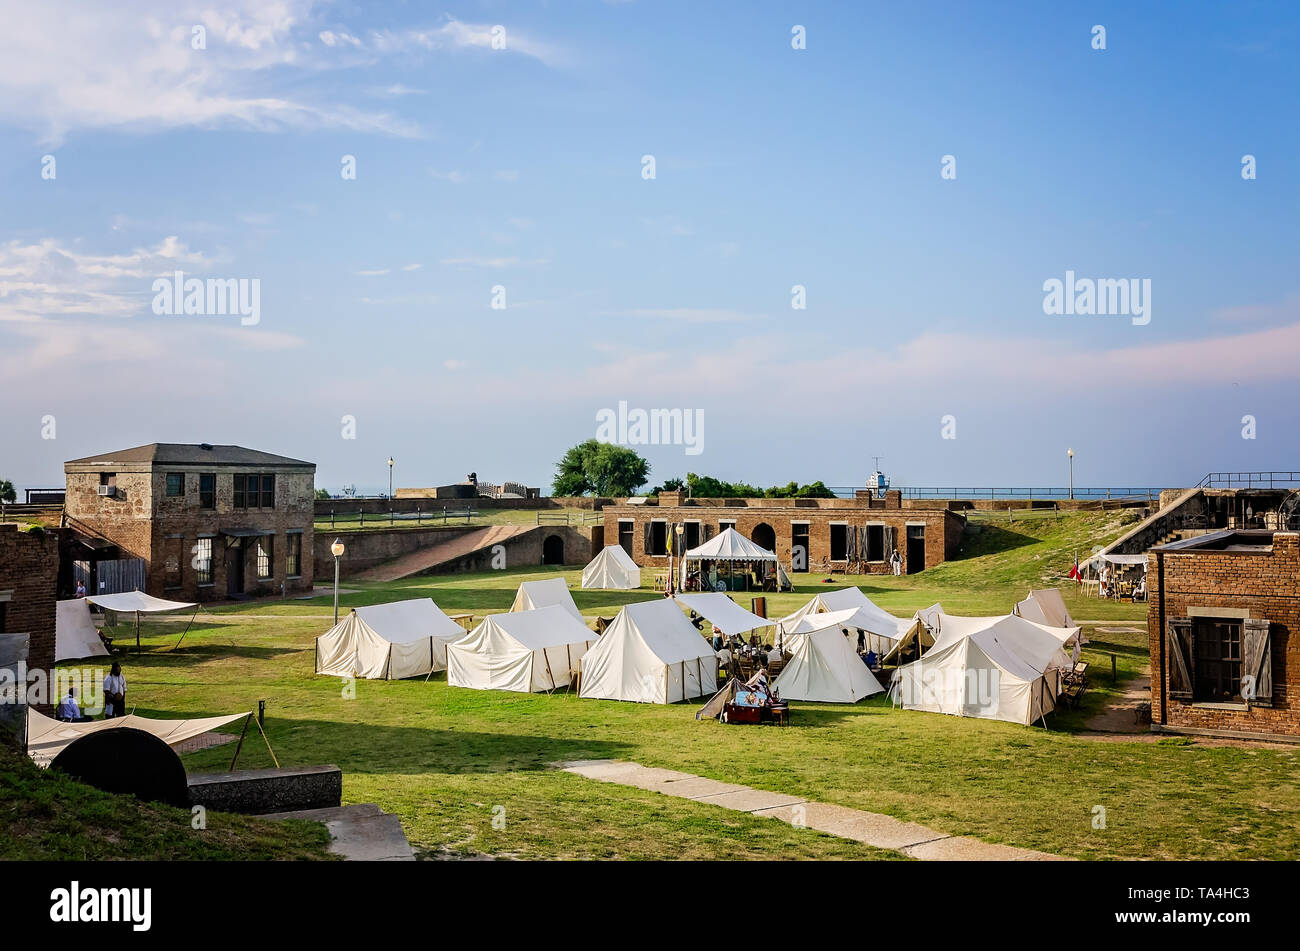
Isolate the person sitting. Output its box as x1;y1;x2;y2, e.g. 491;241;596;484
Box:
56;687;91;723
712;631;724;652
1133;575;1147;602
864;649;879;669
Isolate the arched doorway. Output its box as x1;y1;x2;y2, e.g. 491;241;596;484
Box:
750;523;775;553
542;534;565;565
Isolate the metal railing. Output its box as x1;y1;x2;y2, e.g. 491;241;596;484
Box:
826;486;1165;501
1197;471;1300;489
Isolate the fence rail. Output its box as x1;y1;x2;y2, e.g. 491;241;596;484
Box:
318;507;478;527
826;486;1166;501
1197;471;1300;489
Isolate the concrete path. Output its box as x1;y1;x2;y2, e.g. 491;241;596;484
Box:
265;803;415;861
354;525;532;582
559;759;1066;861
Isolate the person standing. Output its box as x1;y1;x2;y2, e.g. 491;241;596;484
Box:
103;663;127;719
890;549;903;576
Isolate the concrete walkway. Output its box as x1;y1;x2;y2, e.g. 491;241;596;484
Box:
265;803;414;861
560;760;1066;861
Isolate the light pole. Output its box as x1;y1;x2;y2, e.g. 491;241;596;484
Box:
1067;448;1075;501
388;457;394;501
674;523;685;592
331;538;345;623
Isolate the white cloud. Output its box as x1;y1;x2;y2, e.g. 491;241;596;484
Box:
356;268;391;276
428;168;468;184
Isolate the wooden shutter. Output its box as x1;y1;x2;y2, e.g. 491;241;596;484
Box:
643;521;652;555
1166;618;1194;700
1242;618;1272;704
704;523;715;541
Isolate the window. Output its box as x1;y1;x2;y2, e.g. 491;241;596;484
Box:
166;472;185;497
791;524;809;563
719;520;736;532
99;472;116;487
234;473;276;508
261;474;275;508
199;473;216;509
866;525;885;561
286;533;301;577
256;535;273;580
618;519;635;555
684;521;701;550
830;524;848;561
233;474;246;508
1194;619;1242;702
647;521;668;556
163;535;183;588
194;537;213;585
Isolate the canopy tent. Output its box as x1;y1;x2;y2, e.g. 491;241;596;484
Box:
25;707;250;768
84;590;198;652
774;611;884;703
578;598;717;704
674;593;773;637
447;605;596;693
55;599;110;663
509;578;584;622
776;587;901;653
890;612;1071;726
315;598;466;680
683;527;778;562
581;546;641;590
1088;553;1148;566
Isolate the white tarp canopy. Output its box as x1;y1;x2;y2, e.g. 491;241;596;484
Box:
447;605;596;693
509;578;584;622
579;598;717;704
55;599;109;663
683;527;778;562
25;707;249;768
674;593;772;636
1087;553;1148;566
774;613;884;703
777;587;901;652
581;546;641;590
316;598;466;680
891;612;1070;726
84;591;196;613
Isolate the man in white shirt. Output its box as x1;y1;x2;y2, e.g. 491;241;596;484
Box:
56;687;84;721
103;663;126;718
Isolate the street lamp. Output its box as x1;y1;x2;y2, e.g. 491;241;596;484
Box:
674;523;685;592
388;457;394;501
1067;448;1075;501
331;537;345;623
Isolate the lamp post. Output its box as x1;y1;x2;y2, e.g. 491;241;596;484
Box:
1067;448;1075;501
674;523;685;592
331;538;345;623
388;457;394;502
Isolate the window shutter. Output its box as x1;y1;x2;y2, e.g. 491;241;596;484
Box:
643;521;652;555
1242;618;1273;704
1166;618;1194;700
885;526;895;558
704;523;715;541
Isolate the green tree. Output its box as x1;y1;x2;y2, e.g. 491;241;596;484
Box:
314;488;331;500
0;479;15;504
553;440;650;497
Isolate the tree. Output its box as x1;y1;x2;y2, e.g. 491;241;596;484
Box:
314;488;331;500
553;440;650;497
0;479;15;504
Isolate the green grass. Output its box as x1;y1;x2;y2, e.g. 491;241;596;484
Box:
30;510;1300;861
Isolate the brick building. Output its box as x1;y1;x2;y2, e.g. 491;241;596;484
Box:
1148;530;1299;740
0;523;60;721
601;490;964;575
64;444;315;602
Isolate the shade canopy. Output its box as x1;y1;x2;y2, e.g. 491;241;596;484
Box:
774;614;884;703
316;598;466;680
447;605;595;693
580;546;641;590
683;527;778;562
579;599;717;704
85;591;196;613
674;593;772;636
26;707;248;768
1088;553;1148;566
509;578;584;622
55;599;110;663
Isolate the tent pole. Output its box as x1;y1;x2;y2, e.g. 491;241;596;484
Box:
228;713;252;770
167;606;200;652
136;610;141;653
252;713;280;768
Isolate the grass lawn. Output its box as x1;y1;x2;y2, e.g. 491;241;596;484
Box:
43;510;1300;860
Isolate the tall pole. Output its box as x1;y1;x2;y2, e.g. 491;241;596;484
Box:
333;554;340;624
1068;449;1075;501
388;457;394;502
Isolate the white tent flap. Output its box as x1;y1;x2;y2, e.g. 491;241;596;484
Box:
85;591;196;613
55;599;110;663
674;593;772;636
774;615;883;703
25;707;249;768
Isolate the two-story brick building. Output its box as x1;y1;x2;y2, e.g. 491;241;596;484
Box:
1148;530;1299;740
64;443;315;602
601;490;964;575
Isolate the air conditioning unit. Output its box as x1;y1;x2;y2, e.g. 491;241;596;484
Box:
97;485;115;497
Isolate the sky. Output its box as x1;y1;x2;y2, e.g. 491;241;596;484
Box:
1;0;1297;495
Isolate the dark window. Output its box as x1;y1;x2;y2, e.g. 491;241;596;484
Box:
256;536;273;580
650;521;668;556
830;525;848;561
286;533;301;577
618;520;635;555
164;536;182;588
194;537;213;585
1194;619;1242;702
99;472;116;487
0;601;7;633
866;525;885;561
792;525;809;558
199;473;216;509
166;472;184;497
260;474;275;508
233;474;246;509
719;520;735;532
684;522;701;550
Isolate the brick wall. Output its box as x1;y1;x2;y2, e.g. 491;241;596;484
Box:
0;524;59;709
1148;533;1300;737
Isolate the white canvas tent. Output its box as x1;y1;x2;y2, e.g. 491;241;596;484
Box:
579;599;717;703
510;577;584;622
774;611;884;703
85;590;198;651
447;605;596;693
25;707;250;768
315;598;466;680
682;527;783;591
890;612;1071;726
675;593;772;636
581;546;641;590
777;587;901;653
55;599;110;662
1013;588;1086;656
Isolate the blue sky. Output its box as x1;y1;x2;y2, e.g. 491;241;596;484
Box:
1;0;1297;494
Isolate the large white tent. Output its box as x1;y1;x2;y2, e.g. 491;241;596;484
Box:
774;610;884;703
510;578;584;622
316;598;466;680
25;707;250;768
683;527;778;563
578;598;717;703
777;587;901;653
581;546;641;590
674;593;772;636
447;605;596;693
55;599;110;663
890;612;1072;726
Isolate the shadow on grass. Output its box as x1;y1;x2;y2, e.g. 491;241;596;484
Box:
950;523;1041;560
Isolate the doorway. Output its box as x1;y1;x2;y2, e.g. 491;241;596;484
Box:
751;523;776;553
906;525;926;574
226;542;245;596
543;534;564;565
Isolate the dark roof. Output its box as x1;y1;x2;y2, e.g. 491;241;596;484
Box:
65;443;314;468
1152;529;1280;553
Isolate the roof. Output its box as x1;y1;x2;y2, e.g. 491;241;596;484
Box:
683;527;778;561
65;443;314;468
1152;529;1287;553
